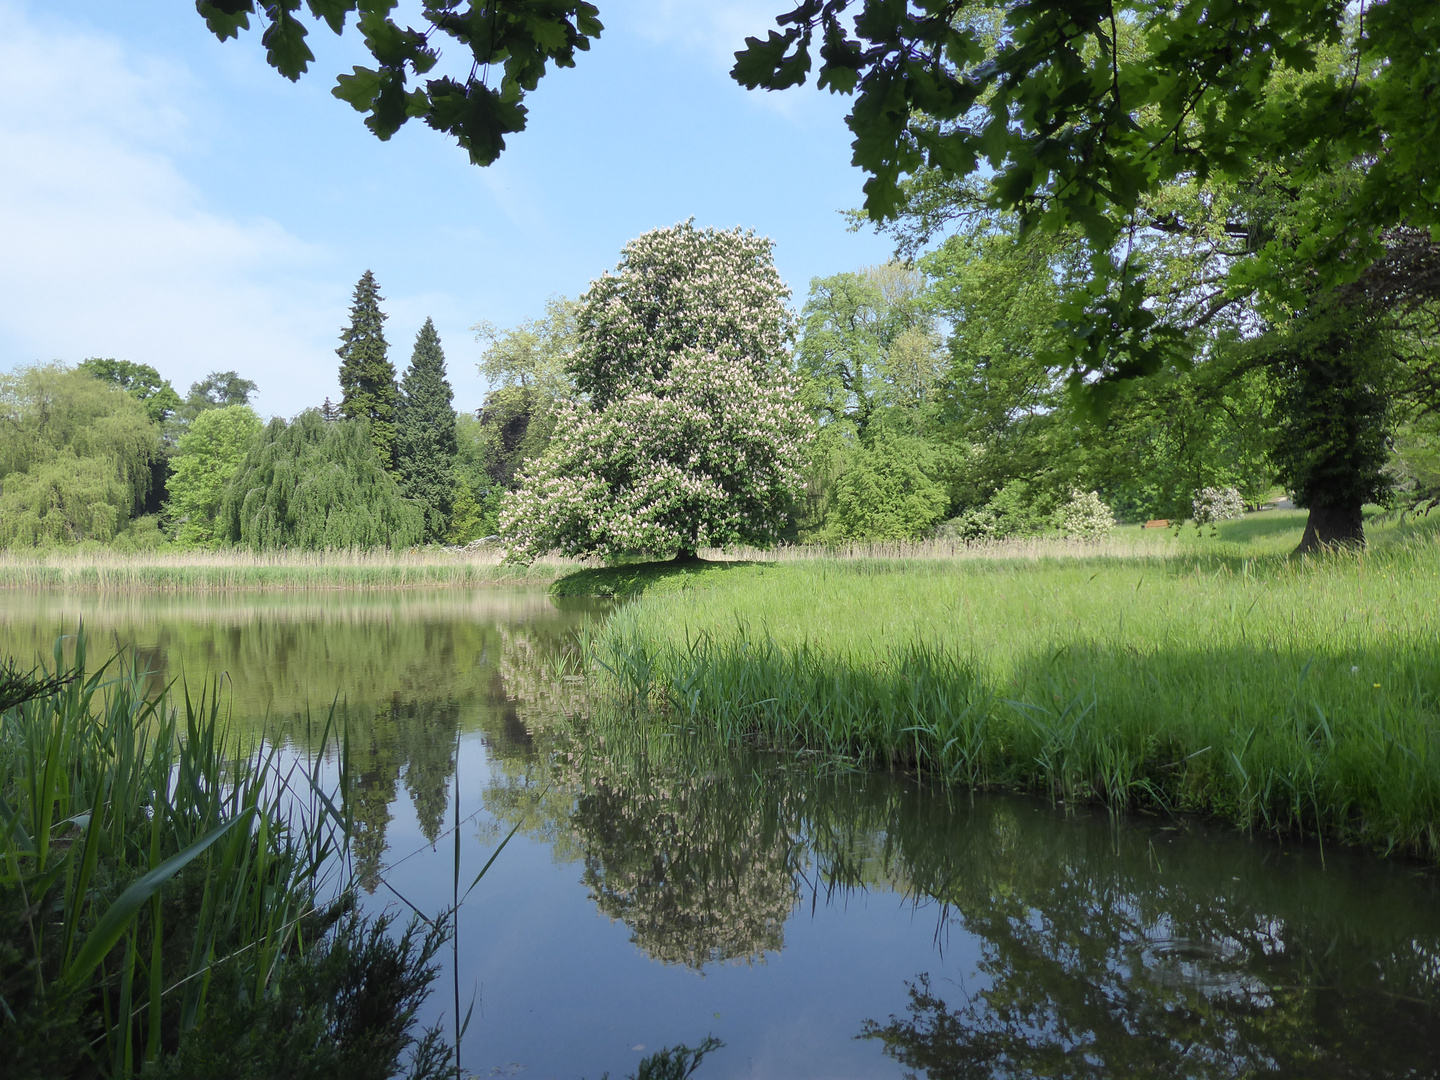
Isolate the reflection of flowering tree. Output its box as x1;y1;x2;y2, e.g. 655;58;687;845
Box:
568;737;801;968
483;627;805;967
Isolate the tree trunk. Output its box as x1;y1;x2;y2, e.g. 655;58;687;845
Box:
1293;501;1365;554
671;547;702;565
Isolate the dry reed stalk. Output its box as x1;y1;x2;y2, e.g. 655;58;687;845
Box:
0;548;600;593
703;534;1175;564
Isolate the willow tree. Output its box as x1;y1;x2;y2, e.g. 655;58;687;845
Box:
217;410;423;549
338;271;399;469
395;318;458;542
0;363;160;546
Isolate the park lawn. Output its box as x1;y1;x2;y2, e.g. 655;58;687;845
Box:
583;510;1440;861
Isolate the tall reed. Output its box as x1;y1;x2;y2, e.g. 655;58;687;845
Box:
587;535;1440;861
0;637;444;1078
0;548;590;593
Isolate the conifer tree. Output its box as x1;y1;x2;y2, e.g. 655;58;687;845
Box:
337;270;399;468
395;318;459;542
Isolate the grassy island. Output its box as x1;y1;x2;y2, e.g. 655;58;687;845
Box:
577;513;1440;862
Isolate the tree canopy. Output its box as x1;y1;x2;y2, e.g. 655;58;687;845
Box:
338;270;400;469
77;358;181;424
165;404;264;547
194;0;601;166
502;222;811;560
217;410;423;550
177;370;259;424
0;364;161;546
734;2;1437;265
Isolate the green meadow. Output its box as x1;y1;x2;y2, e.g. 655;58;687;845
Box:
582;511;1440;861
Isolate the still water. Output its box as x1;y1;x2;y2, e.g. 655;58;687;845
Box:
3;589;1440;1079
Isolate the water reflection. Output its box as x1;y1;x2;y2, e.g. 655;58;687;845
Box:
2;590;1438;1077
854;794;1440;1078
496;718;1440;1075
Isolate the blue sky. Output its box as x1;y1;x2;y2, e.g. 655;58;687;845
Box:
0;1;895;417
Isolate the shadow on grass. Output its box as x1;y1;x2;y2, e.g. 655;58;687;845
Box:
1208;510;1309;542
552;558;772;598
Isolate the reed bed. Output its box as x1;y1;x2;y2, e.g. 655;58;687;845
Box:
709;531;1182;564
711;507;1440;564
0;640;447;1078
0;548;591;593
588;530;1440;861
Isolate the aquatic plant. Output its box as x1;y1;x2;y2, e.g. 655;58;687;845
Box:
0;635;447;1078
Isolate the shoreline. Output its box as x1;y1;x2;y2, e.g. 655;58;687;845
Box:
0;549;580;592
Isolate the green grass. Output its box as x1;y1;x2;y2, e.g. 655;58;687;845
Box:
586;514;1440;861
551;559;771;597
0;548;583;592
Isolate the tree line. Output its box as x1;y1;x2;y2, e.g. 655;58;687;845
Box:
0;272;465;551
2;203;1435;554
176;0;1439;555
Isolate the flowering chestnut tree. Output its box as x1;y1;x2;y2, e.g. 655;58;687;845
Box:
501;222;811;560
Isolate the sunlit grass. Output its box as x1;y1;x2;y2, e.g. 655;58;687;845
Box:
588;516;1440;860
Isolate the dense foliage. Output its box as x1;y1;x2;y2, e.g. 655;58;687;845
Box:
450;296;580;544
176;369;258;424
217;411;423;550
77;358;182;423
0;364;161;546
502;222;811;559
338;271;400;470
164;405;264;546
735;2;1440;380
396;319;458;542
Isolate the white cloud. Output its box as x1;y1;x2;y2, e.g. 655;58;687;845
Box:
0;2;340;417
629;0;780;64
621;0;828;119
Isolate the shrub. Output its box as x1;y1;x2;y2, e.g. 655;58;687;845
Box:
1192;486;1246;528
936;506;998;542
1057;489;1114;540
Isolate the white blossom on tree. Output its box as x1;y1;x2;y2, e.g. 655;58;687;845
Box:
1192;486;1246;530
501;221;812;560
1058;488;1115;540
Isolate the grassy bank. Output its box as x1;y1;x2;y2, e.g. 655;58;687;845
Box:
0;548;587;592
584;516;1440;861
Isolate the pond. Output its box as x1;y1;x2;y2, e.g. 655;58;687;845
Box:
3;589;1439;1079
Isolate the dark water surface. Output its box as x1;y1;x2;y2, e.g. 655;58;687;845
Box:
3;590;1440;1079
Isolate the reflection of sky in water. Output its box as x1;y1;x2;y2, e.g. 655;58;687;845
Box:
4;589;1440;1079
368;736;974;1080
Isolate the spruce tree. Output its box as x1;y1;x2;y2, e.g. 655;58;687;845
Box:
395;318;459;541
337;270;399;468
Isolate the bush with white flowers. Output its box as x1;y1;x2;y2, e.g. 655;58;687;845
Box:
1057;489;1115;540
1192;486;1246;527
935;506;997;542
501;222;812;560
